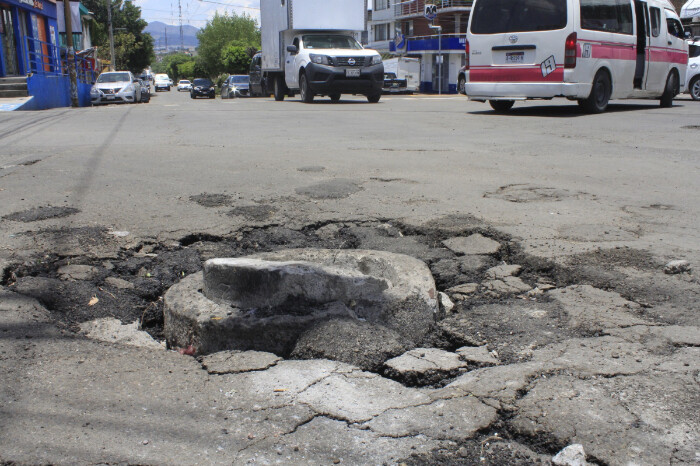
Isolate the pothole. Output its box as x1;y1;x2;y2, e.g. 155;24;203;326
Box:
3;206;80;222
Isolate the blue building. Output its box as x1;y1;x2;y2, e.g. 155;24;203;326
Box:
0;0;93;109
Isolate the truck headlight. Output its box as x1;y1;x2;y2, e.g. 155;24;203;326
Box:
310;54;331;65
370;55;383;65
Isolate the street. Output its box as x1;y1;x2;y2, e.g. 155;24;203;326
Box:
0;91;699;464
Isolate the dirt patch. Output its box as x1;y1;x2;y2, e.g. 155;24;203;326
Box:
296;166;325;173
484;184;596;203
189;193;234;208
295;179;362;199
681;125;700;130
227;204;277;221
3;206;80;222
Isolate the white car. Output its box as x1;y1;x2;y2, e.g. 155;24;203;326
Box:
685;39;700;101
90;71;141;105
177;80;192;92
154;74;171;92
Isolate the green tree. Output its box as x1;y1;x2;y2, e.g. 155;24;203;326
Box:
221;44;249;74
81;0;154;72
196;12;260;76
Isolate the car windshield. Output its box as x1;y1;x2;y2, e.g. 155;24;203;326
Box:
193;79;213;86
470;0;567;34
179;80;191;84
230;76;249;84
302;35;363;50
97;73;131;83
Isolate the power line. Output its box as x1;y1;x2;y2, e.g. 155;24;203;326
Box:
196;0;259;9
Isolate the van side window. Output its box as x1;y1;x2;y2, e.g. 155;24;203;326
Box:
580;0;633;34
665;18;683;38
690;45;700;58
650;7;660;37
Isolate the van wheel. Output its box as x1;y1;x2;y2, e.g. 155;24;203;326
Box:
458;75;466;95
489;100;514;112
300;72;314;103
273;75;285;101
579;70;611;113
367;93;381;103
330;94;341;102
690;76;700;101
660;72;677;108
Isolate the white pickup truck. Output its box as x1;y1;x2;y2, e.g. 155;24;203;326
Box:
260;0;384;103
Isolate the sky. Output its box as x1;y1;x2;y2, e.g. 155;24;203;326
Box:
133;0;261;28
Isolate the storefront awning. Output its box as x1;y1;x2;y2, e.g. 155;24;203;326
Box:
681;0;700;19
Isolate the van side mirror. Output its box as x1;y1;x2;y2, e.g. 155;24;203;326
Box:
286;45;298;54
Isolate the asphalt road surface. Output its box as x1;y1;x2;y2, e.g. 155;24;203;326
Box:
0;90;698;465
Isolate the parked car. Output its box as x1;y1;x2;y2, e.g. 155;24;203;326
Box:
177;80;192;92
154;74;171;92
382;72;408;94
685;39;700;100
190;78;216;99
138;75;151;94
249;52;268;97
137;78;151;103
221;75;250;98
90;71;141;105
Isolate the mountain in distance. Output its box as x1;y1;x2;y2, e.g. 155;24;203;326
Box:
146;21;200;48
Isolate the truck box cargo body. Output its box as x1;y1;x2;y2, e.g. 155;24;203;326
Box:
260;0;384;103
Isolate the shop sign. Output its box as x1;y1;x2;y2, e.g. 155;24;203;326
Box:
18;0;44;10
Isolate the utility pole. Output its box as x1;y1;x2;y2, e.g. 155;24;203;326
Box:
107;0;115;70
164;25;168;51
62;0;79;107
429;24;442;95
178;0;183;50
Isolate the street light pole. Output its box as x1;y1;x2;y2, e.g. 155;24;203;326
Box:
107;0;115;70
429;24;442;95
62;0;79;106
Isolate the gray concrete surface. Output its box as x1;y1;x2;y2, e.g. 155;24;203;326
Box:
0;91;699;464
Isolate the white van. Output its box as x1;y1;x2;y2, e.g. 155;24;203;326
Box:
465;0;689;112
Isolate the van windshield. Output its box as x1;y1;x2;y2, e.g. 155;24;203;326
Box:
470;0;567;34
302;35;362;50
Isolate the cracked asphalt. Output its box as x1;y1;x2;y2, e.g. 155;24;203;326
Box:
0;92;699;465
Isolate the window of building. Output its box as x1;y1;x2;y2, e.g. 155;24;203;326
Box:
374;23;389;41
580;0;633;34
375;0;390;10
650;7;660;37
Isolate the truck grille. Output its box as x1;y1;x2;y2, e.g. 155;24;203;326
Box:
334;57;365;67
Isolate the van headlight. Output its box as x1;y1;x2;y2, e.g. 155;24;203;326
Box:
310;54;331;65
370;55;383;65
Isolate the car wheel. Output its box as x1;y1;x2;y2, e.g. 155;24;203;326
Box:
660;72;678;108
330;94;341;102
489;100;514;112
578;69;611;113
300;72;314;103
273;75;285;101
458;75;466;95
366;92;381;103
690;76;700;101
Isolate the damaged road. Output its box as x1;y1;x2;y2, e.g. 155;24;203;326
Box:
0;95;699;465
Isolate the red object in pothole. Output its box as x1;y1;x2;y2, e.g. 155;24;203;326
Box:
177;345;195;356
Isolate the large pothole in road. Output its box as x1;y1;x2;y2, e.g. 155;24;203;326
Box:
163;249;440;359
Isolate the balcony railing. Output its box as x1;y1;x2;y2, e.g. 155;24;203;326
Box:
24;36;96;84
394;0;472;18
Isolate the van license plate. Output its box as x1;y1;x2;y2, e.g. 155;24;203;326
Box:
346;69;360;78
505;52;524;63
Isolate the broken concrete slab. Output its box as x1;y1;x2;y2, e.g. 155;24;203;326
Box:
445;283;479;300
664;259;691;274
485;264;522;279
482;276;532;296
456;345;500;366
383;348;468;386
200;350;281;374
290;319;409;372
438;292;455;313
548;285;649;332
552;444;588;466
57;264;100;281
104;276;135;290
165;249;439;356
79;318;164;350
365;396;498;442
603;324;700;347
443;234;501;255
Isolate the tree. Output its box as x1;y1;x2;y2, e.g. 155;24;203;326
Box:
81;0;154;72
196;12;260;76
221;44;249;75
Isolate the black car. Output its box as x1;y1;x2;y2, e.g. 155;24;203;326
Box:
190;78;216;99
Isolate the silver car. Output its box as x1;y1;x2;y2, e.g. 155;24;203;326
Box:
91;71;142;105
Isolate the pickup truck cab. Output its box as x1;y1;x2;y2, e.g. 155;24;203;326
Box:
281;33;384;103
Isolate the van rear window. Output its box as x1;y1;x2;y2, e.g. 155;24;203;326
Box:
470;0;567;34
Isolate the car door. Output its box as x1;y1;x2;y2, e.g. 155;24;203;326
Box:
284;37;300;89
646;5;668;91
665;11;688;85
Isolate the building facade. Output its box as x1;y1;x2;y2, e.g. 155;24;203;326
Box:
369;0;470;93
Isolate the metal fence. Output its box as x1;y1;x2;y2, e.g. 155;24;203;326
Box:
24;36;96;84
394;0;472;18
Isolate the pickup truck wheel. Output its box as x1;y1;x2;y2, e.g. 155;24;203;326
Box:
273;76;285;101
489;100;514;112
367;93;381;103
330;94;341;102
300;73;314;103
458;75;466;95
